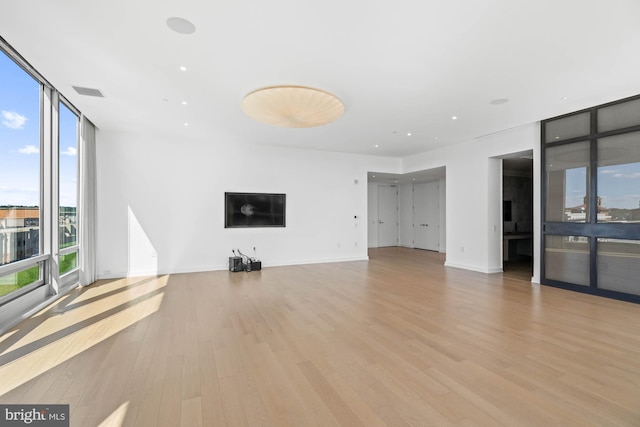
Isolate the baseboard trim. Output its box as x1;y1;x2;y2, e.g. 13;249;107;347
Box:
97;256;371;280
444;261;503;274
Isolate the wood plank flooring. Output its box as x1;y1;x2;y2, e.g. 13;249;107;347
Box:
1;247;639;426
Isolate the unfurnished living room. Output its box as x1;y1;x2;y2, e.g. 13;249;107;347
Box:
1;1;640;426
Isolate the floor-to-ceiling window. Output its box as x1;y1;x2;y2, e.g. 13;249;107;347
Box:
0;48;44;300
0;40;81;307
58;101;79;276
542;94;640;302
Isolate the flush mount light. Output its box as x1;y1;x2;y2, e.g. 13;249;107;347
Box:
452;116;458;120
241;85;344;128
179;66;187;71
407;132;412;136
167;17;196;35
181;101;188;105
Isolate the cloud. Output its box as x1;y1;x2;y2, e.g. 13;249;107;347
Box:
613;173;640;179
1;110;27;129
61;146;77;156
18;145;39;155
599;169;619;174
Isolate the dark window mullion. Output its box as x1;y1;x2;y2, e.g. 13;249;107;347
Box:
590;109;598;289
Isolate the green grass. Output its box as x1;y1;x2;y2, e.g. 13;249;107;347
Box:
0;251;78;298
59;251;78;275
0;266;40;298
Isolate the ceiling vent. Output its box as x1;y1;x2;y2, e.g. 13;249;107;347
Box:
72;86;104;97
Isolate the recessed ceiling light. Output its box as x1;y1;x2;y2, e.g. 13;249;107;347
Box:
372;175;376;178
434;136;439;140
167;17;196;35
407;132;412;136
179;66;187;71
412;178;416;181
452;116;458;120
181;101;188;105
561;96;569;101
184;123;189;126
555;136;560;139
489;98;509;105
375;144;379;148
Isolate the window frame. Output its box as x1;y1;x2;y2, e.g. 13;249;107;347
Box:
541;94;640;303
0;38;82;305
56;98;80;284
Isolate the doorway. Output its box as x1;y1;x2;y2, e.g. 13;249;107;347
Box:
502;157;533;275
377;185;398;247
413;181;440;251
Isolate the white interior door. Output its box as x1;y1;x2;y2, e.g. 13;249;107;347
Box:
413;181;439;251
378;185;398;247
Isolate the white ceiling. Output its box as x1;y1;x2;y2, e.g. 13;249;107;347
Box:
2;0;640;158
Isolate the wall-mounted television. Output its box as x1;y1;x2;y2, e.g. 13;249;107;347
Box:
225;192;286;228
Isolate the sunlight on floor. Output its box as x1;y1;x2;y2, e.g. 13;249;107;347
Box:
0;276;167;395
97;401;129;427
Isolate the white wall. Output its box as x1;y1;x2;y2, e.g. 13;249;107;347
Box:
96;122;540;280
96;130;400;278
403;123;539;276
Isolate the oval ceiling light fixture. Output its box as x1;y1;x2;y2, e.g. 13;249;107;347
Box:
241;85;344;128
167;17;196;35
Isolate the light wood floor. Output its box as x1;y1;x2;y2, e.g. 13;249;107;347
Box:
1;247;639;426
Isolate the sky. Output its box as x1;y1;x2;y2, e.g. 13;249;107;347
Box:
1;50;77;208
564;162;640;210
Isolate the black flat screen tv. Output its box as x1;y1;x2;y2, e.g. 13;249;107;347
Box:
225;192;286;228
